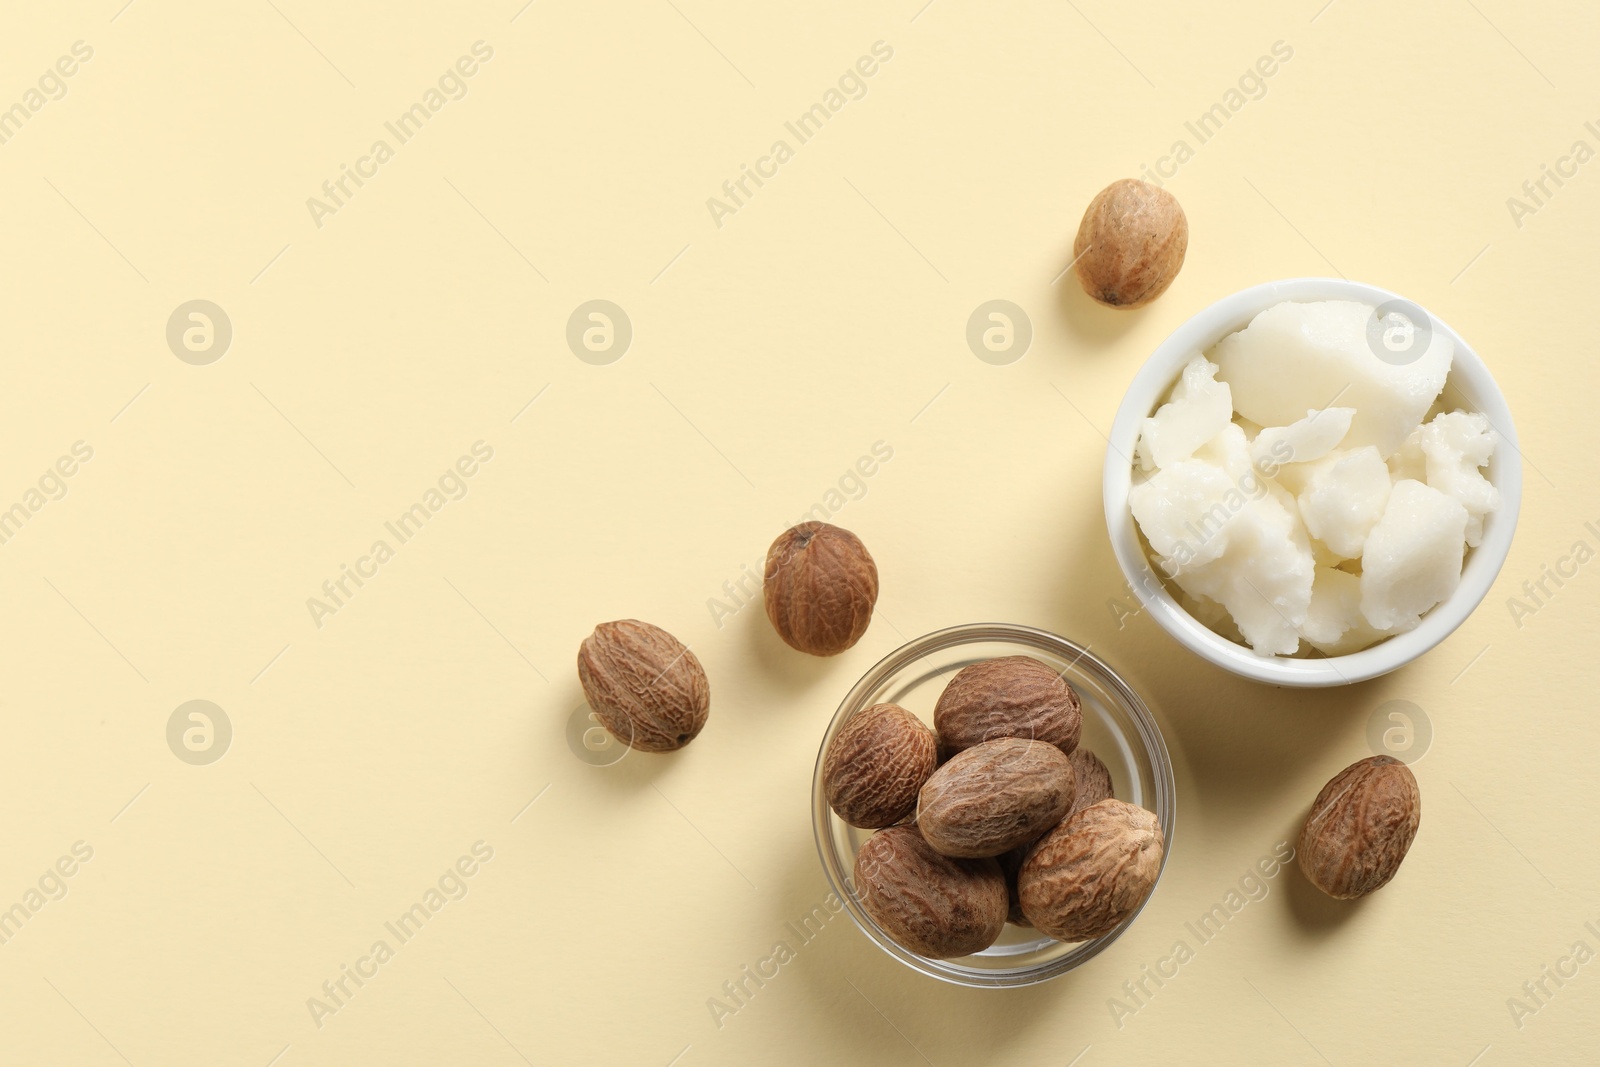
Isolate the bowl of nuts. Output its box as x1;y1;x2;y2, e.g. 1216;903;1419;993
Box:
812;623;1175;987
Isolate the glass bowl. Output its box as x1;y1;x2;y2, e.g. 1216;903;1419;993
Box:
811;623;1176;988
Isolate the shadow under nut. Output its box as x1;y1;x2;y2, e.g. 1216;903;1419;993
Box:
1019;799;1164;942
933;656;1082;757
577;620;709;752
917;737;1077;859
823;703;938;828
854;825;1008;960
998;836;1044;926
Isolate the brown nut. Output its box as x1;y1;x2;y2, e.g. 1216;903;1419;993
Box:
576;620;708;752
917;738;1077;859
1068;747;1115;817
763;522;878;656
854;825;1007;959
1018;799;1164;942
1000;747;1111;926
823;704;938;829
933;656;1081;758
1298;755;1420;899
1072;178;1187;309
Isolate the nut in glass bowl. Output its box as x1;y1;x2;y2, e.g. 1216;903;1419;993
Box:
812;623;1176;987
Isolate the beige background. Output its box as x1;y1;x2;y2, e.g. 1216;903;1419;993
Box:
2;0;1596;1064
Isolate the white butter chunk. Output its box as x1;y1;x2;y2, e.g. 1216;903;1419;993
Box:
1210;300;1452;458
1359;479;1469;631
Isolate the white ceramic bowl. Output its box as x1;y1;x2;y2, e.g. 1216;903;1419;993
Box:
1103;278;1522;687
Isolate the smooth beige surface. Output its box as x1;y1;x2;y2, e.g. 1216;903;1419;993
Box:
2;2;1595;1064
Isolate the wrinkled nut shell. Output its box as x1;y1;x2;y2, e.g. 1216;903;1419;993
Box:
1069;748;1115;817
1004;748;1116;926
1298;755;1421;900
854;825;1007;959
1019;799;1164;942
934;656;1082;758
1073;178;1187;309
763;522;878;656
823;704;938;828
917;737;1077;859
576;620;708;752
